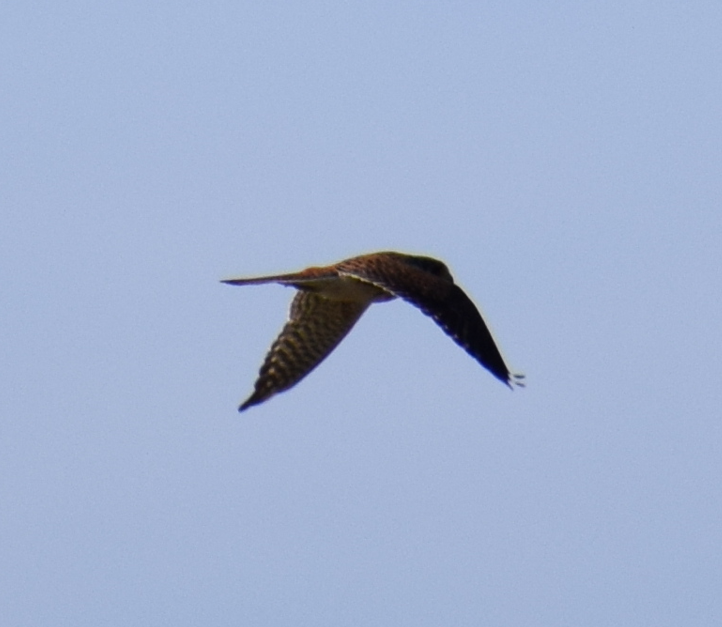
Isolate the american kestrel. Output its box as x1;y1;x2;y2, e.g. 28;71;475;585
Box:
223;251;523;411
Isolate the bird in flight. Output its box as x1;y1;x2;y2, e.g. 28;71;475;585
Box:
223;251;523;411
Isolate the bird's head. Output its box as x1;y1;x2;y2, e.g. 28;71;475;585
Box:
401;254;454;282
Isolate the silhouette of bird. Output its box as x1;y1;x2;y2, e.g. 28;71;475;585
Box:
223;251;523;411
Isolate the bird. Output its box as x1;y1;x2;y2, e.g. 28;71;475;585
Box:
222;251;524;411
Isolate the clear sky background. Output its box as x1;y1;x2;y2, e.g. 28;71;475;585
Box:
2;1;721;625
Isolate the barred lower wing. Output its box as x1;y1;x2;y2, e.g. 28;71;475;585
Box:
239;292;369;411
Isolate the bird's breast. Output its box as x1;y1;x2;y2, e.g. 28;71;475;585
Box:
300;276;394;303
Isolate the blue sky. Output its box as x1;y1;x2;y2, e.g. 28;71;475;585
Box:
2;1;721;625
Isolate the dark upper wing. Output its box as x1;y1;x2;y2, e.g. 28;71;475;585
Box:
337;255;521;387
239;292;369;411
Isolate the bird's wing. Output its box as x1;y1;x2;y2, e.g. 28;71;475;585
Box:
239;291;369;411
337;256;522;387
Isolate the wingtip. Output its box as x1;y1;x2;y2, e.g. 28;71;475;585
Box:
509;372;526;389
238;391;265;412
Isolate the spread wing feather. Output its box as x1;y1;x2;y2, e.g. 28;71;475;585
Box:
239;292;369;411
337;254;521;387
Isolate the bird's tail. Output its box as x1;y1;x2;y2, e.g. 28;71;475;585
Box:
220;272;307;287
221;268;338;287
